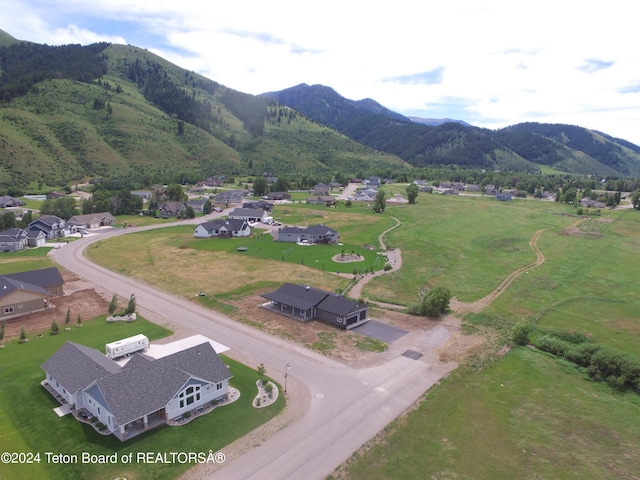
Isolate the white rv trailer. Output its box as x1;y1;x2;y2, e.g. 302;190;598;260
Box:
105;334;149;359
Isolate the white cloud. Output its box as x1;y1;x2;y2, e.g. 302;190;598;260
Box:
3;0;640;144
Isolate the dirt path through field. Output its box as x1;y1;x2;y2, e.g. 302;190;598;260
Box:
451;218;586;314
346;216;403;306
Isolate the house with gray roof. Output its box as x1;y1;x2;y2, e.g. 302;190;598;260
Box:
0;195;25;208
159;201;187;218
0;267;65;319
29;215;73;239
0;228;28;252
277;224;339;244
214;190;245;205
261;283;368;329
228;207;267;223
42;340;232;441
193;219;251;238
67;212;116;230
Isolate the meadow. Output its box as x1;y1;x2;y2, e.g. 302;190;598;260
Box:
0;317;284;480
5;190;640;479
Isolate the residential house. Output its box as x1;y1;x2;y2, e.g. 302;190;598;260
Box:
353;188;378;202
580;198;607;209
313;183;331;196
193;219;251;238
495;193;513;201
159;202;187;219
242;200;274;212
46;191;67;200
0;195;25;208
364;177;381;189
0;228;28;252
277;224;339;244
214;190;245;205
228;207;267;223
29;215;73;239
26;229;46;247
41;340;232;441
67;212;116;230
261;283;369;329
306;196;336;207
263;191;290;201
0;267;65;319
131;190;153;201
186;198;209;214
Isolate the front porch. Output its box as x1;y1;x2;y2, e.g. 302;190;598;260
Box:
261;301;314;323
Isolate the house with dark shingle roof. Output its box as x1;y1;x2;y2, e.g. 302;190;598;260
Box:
42;340;232;441
0;228;28;252
277;224;339;244
159;201;188;218
261;283;368;329
0;195;25;208
29;215;73;239
193;219;251;238
0;267;65;319
228;207;268;223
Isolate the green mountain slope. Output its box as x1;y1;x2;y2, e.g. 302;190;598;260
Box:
0;42;409;190
264;84;640;177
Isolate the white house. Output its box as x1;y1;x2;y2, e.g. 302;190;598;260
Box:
42;340;232;441
194;219;251;238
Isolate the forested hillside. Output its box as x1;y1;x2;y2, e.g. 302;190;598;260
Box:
0;41;409;190
264;84;640;177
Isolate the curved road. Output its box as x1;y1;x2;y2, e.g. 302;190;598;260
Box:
52;225;455;479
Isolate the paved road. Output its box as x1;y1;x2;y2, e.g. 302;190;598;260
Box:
52;225;455;480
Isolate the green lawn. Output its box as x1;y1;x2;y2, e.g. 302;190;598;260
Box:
0;247;55;273
0;317;284;480
338;347;640;480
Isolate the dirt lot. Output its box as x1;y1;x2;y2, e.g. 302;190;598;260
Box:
226;294;485;367
2;272;111;340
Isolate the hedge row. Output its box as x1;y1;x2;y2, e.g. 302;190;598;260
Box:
533;334;640;393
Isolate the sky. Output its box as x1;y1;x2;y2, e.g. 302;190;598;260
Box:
4;0;640;145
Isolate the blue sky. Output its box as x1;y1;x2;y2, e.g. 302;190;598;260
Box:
4;0;640;145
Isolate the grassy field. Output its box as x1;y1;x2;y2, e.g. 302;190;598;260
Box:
0;316;284;480
364;193;576;305
86;205;395;302
336;347;640;479
0;247;55;273
13;192;640;479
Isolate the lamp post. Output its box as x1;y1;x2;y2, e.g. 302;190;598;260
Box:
284;363;291;394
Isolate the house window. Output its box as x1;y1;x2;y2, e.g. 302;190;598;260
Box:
180;385;201;409
216;382;223;390
4;307;14;314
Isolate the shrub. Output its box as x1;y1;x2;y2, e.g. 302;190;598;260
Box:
535;335;571;357
511;322;530;346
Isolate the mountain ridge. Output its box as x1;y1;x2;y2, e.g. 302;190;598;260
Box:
262;83;640;177
1;34;639;192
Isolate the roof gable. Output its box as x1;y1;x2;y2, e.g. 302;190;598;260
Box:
41;342;122;394
4;267;64;290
